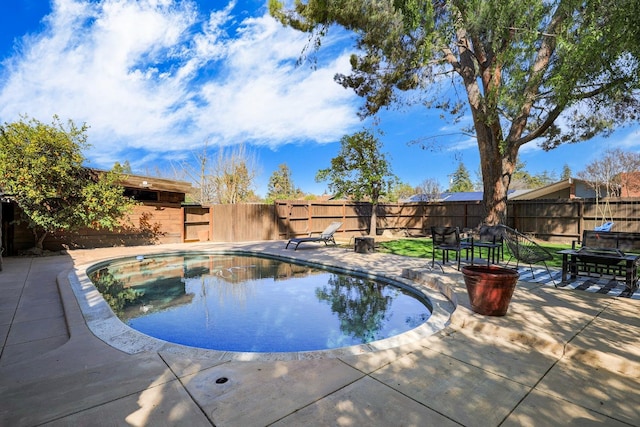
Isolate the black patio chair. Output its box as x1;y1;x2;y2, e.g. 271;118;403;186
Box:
471;224;504;265
498;224;556;286
431;226;472;270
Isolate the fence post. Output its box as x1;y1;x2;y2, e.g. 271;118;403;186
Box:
342;202;346;236
578;199;584;237
208;206;213;242
180;206;185;242
464;203;468;229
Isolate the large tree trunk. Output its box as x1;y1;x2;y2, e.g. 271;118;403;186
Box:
476;124;518;225
369;201;378;236
454;28;514;226
452;25;528;227
475;122;518;227
34;230;47;252
457;50;519;226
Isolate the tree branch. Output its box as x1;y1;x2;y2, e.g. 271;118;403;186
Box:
506;4;568;143
515;77;630;147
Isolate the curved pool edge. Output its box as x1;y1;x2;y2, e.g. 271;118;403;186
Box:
66;247;457;362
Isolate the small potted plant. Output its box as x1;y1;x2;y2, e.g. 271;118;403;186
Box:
461;265;520;316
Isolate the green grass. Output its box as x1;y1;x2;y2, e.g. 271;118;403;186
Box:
377;238;572;269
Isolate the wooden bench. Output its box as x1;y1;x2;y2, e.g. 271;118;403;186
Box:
558;230;640;292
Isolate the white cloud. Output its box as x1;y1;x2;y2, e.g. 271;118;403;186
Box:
616;128;640;150
194;14;357;147
0;0;360;167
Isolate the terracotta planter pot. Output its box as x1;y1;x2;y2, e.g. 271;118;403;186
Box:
461;265;520;316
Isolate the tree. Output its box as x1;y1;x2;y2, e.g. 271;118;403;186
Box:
416;178;442;201
510;159;534;189
271;0;640;225
473;166;484;192
577;148;640;198
316;129;396;236
172;140;217;205
449;162;474;192
175;144;259;205
536;170;558;187
0;116;136;251
616;150;640;197
266;163;302;202
561;164;572;180
113;161;133;174
211;145;259;204
386;181;415;202
510;159;557;189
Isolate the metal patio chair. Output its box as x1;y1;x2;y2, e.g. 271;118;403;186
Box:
498;224;556;286
431;226;472;271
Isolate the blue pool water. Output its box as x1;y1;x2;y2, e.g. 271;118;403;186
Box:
88;253;432;353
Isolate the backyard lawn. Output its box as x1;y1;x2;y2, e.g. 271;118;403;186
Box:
377;238;572;269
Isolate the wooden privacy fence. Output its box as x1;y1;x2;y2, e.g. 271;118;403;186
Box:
185;198;640;244
183;204;278;243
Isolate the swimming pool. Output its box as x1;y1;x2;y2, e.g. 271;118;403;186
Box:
88;253;433;353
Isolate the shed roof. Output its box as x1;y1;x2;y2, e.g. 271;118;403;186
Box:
118;174;193;194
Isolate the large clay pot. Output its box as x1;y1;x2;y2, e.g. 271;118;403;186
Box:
461;265;520;316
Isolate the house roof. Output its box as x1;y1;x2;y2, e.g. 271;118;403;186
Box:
508;178;586;200
440;191;484;202
403;189;528;203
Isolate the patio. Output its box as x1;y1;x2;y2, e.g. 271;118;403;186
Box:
1;241;639;426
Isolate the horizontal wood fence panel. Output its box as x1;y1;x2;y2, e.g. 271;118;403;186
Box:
15;196;640;253
39;204;184;251
182;197;640;246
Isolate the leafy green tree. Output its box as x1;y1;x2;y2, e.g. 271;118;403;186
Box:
271;0;640;225
449;163;474;192
511;159;557;189
315;275;393;343
536;170;557;187
510;159;533;189
266;163;302;202
89;268;144;316
386;181;415;202
316;129;396;236
561;164;572;180
0;116;135;251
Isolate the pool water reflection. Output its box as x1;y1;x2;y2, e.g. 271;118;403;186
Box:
88;253;432;353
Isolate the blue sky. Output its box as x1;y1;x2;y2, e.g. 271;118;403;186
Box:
1;0;639;197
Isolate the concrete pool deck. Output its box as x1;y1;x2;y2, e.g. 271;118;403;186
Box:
1;241;639;426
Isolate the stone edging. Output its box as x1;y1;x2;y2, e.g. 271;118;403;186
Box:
63;249;456;362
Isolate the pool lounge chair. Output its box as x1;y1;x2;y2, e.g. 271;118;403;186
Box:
285;222;343;250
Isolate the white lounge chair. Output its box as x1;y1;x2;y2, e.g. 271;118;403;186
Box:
285;222;343;250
